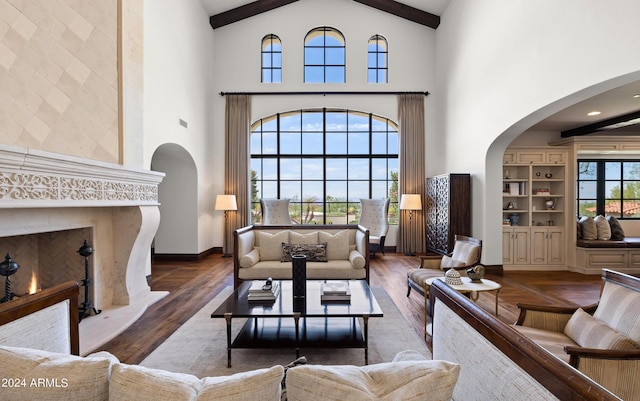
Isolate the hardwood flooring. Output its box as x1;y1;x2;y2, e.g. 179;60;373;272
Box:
96;253;604;365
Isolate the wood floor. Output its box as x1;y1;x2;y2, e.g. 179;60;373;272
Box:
96;253;604;365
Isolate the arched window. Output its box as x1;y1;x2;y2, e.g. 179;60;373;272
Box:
261;34;281;83
250;109;399;224
304;27;345;83
368;35;387;83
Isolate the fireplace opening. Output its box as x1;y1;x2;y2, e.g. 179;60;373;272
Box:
0;228;93;303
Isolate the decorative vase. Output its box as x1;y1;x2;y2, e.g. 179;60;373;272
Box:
545;199;555;210
509;213;520;226
466;265;485;283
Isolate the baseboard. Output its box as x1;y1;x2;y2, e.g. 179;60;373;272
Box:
484;264;504;276
152;247;221;261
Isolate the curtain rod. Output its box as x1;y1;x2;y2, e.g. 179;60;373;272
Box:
219;91;430;96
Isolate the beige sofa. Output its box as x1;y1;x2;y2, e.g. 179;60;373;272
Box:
2;278;622;401
514;269;640;401
0;282;461;401
233;224;369;288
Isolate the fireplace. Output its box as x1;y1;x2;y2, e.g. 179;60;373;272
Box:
0;145;165;353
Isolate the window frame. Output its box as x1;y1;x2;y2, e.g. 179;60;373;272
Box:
304;26;346;83
577;159;640;219
250;108;399;225
367;35;388;84
261;34;282;83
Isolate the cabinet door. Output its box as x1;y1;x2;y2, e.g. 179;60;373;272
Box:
502;229;513;264
517;151;545;164
546;152;565;164
513;228;530;264
547;229;565;264
530;228;548;264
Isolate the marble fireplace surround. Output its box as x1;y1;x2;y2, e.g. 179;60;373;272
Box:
0;145;166;353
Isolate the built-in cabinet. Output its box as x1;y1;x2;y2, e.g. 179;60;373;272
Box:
502;148;568;269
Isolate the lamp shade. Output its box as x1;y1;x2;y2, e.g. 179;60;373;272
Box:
399;194;422;210
215;194;237;211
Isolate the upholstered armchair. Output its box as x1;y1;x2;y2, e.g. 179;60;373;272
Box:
406;235;482;298
514;269;640;401
260;199;292;225
359;198;390;257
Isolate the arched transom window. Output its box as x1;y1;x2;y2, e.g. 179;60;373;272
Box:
368;35;388;83
261;34;282;83
304;27;345;83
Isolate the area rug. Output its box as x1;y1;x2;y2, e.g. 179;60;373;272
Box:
140;286;431;377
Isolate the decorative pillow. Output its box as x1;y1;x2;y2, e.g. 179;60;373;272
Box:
290;231;319;244
281;243;328;262
240;249;260;268
576;220;583;239
564;308;640;350
257;231;289;261
440;255;466;269
594;215;611;240
109;363;284;401
285;360;460;401
0;345;115;401
607;215;626;240
349;250;366;269
319;230;350;260
579;216;597;240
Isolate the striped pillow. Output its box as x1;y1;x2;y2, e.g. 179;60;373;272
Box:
564;308;640;350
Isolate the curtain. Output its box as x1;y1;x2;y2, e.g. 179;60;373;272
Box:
224;94;251;255
398;94;426;254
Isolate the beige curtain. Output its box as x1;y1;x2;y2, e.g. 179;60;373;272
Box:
398;94;426;254
224;94;251;255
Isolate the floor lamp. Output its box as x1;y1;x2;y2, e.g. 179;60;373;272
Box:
400;194;422;256
215;194;237;258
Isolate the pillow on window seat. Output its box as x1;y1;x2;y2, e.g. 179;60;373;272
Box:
606;215;626;240
579;216;597;240
594;215;611;240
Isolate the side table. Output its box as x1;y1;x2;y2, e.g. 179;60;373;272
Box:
425;276;502;315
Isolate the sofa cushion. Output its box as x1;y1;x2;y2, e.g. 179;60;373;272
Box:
607;215;626;240
576;239;627;248
593;281;640;342
240;249;260;268
290;231;319;244
319;230;350;260
257;231;290;261
0;345;115;401
512;326;576;363
579;216;598;240
564;308;640;350
285;360;460;401
594;215;611;240
109;363;284;401
281;243;328;262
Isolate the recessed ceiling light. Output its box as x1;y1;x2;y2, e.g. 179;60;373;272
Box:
634;94;640;98
587;111;601;116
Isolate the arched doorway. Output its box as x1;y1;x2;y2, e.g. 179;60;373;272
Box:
151;143;198;255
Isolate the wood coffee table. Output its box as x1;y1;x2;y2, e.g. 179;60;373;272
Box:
211;280;383;368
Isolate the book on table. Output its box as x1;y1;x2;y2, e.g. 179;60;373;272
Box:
247;281;280;302
321;281;351;302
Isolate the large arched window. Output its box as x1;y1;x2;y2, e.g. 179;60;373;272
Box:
304;27;345;83
250;109;398;224
367;35;388;83
261;34;282;83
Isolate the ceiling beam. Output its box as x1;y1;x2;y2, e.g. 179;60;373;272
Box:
561;110;640;137
210;0;299;29
352;0;440;29
209;0;440;30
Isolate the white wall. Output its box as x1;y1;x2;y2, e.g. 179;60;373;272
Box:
210;0;437;248
436;0;640;264
144;0;217;253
